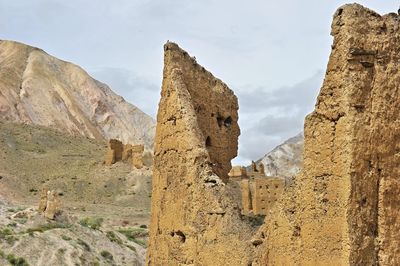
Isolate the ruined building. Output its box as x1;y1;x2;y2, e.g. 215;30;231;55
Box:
38;188;60;220
241;177;284;216
148;4;400;265
104;139;144;169
229;164;285;215
255;4;400;265
147;42;255;265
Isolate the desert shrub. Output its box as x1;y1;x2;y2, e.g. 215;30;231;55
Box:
77;238;91;251
61;235;72;241
25;222;69;234
6;253;29;266
79;217;103;230
117;228;148;247
106;231;123;245
100;250;113;261
139;224;147;229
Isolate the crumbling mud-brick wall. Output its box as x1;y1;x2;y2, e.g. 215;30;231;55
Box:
228;166;247;179
240;179;252;214
104;139;123;166
147;42;256;265
255;4;400;265
239;177;284;216
252;178;284;215
132;144;144;169
122;144;133;161
38;188;60;220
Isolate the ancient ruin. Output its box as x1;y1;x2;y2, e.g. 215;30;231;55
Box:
241;177;284;216
104;139;144;168
38;188;60;220
254;4;400;265
147;4;400;265
104;139;124;166
132;144;145;169
229;164;285;215
147;42;255;265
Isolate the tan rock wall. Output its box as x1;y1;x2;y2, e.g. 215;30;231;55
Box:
132;144;144;169
147;42;255;265
252;178;284;215
240;179;252;214
256;4;400;265
147;5;400;264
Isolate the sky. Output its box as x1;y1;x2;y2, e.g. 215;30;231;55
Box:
0;0;398;164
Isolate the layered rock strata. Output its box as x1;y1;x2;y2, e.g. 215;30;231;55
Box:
0;40;155;147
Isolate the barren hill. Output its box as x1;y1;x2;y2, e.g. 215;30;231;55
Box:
0;40;155;148
256;133;304;180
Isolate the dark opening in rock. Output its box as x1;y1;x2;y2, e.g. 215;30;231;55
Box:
224;116;232;127
206;136;211;147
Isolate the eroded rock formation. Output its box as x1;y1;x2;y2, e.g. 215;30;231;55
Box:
148;4;400;265
147;42;255;265
256;4;400;265
38;188;60;220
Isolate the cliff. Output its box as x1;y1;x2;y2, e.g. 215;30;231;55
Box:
0;40;155;148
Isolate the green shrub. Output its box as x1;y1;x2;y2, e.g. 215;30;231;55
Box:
61;235;72;241
6;253;29;266
106;231;123;245
79;217;103;230
77;238;91;251
25;222;69;234
117;228;148;247
100;250;113;261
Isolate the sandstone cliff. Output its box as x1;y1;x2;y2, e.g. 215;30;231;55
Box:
0;40;155;147
255;4;400;265
256;133;303;181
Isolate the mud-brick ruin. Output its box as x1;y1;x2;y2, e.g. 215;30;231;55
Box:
147;4;400;265
104;139;144;168
229;164;285;216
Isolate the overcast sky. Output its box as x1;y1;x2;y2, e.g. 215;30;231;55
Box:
0;1;397;164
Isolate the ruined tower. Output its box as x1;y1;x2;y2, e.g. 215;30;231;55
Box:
147;42;255;265
257;4;400;265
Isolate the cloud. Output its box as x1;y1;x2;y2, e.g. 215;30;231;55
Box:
233;70;323;165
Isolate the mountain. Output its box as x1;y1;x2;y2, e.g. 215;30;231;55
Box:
0;40;155;147
256;133;304;180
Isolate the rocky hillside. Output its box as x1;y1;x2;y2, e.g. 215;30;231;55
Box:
0;40;155;148
256;133;303;180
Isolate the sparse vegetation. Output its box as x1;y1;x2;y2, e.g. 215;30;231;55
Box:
2;252;29;266
61;235;72;241
100;250;113;261
118;228;148;247
0;227;18;245
106;231;123;245
77;238;91;251
25;222;70;234
79;217;103;230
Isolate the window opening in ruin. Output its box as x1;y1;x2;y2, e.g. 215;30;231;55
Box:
206;136;212;147
217;116;224;127
224;116;232;127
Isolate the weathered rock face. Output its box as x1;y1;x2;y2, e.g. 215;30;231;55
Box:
256;4;400;265
132;144;144;169
0;40;155;148
256;133;304;181
147;42;255;265
37;188;60;220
